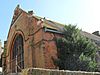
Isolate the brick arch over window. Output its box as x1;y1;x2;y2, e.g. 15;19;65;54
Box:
10;33;24;73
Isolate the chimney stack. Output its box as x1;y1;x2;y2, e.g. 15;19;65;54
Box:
28;10;34;15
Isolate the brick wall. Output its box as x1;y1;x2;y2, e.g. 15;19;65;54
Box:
6;10;35;73
43;32;58;69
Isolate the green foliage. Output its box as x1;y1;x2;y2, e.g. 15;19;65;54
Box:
55;24;99;71
4;48;7;57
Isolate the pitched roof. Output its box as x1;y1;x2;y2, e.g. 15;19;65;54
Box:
34;15;64;31
9;6;100;44
9;5;64;31
81;31;100;42
80;31;100;46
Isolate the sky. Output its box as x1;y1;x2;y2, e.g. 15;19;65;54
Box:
0;0;100;46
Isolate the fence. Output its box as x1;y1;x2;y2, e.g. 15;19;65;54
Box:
21;68;100;75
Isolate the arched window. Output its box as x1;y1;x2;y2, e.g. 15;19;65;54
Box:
11;34;24;72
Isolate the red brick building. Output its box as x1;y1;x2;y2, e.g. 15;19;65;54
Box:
3;5;64;73
3;5;100;74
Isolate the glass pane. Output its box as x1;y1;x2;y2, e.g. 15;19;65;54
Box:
11;34;24;72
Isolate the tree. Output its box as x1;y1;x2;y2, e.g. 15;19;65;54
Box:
55;24;99;71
